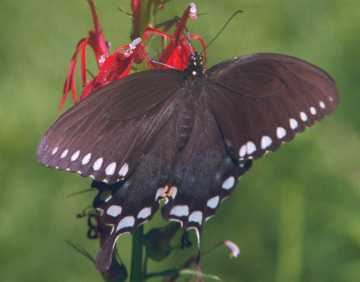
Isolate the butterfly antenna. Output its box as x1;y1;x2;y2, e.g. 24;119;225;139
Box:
201;9;243;56
66;188;95;199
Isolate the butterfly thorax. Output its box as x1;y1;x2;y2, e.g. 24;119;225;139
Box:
185;52;204;78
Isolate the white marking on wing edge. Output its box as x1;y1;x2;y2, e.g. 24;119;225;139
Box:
170;205;189;217
71;150;80;162
60;149;69;159
116;216;135;231
155;187;165;201
310;107;317;115
276;127;287;139
187;226;201;247
261;136;272;150
107;205;122;217
290;118;298;130
239;144;247;158
222;176;235;190
207;196;220;209
189;211;203;225
300;112;308;122
205;215;214;222
319;101;326;109
93;158;103;171
170;186;178;199
82;153;92;165
246;141;256;155
89;175;95;179
52;147;58;155
169;218;184;227
137;207;152;219
119;163;129;177
105;162;117;176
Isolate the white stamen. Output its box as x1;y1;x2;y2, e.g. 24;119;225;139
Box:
189;3;198;20
129;37;142;49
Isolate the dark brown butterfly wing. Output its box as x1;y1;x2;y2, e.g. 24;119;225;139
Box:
37;70;183;184
206;53;339;160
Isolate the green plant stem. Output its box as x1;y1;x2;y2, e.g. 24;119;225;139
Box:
130;226;145;282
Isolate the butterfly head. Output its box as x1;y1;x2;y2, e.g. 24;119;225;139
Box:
186;52;204;77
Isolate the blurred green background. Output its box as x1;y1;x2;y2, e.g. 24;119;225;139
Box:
1;0;359;281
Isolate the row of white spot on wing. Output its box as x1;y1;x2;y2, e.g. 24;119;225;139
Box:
169;205;204;225
105;205;153;232
107;205;152;220
238;100;329;159
49;148;129;181
167;175;238;226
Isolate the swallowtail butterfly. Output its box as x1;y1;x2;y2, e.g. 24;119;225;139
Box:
37;53;339;271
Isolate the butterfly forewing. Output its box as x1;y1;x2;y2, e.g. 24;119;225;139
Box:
206;53;339;160
37;70;183;184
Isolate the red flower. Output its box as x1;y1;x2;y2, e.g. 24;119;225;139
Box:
143;3;207;70
80;38;147;100
60;1;149;110
60;0;110;110
60;1;207;110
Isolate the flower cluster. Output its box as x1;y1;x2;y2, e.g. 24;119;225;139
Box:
59;0;206;110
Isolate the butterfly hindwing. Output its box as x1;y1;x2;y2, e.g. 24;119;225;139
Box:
161;98;252;233
206;53;339;161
